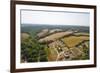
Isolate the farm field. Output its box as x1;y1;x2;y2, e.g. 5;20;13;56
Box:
21;24;90;62
62;35;89;48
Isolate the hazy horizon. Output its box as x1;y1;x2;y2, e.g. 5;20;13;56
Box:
22;23;89;26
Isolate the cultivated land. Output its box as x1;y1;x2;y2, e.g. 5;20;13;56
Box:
21;33;30;40
38;31;74;43
62;36;89;48
21;24;90;62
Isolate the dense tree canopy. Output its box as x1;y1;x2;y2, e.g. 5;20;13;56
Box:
21;36;48;62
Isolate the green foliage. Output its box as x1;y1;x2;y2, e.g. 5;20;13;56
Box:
21;36;48;62
80;43;89;60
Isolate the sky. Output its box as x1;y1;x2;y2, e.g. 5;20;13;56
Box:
21;10;90;26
